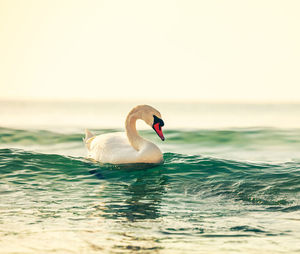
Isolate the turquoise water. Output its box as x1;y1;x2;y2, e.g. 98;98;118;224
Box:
1;101;300;253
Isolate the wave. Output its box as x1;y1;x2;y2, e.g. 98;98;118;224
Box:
1;148;299;209
2;127;300;147
0;127;86;145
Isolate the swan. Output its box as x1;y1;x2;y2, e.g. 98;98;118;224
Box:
84;105;165;165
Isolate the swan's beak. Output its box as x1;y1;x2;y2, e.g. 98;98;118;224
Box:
153;123;165;141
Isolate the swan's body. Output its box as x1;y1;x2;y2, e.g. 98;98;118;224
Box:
84;105;165;165
85;132;163;164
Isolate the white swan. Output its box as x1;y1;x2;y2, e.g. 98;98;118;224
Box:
84;105;165;165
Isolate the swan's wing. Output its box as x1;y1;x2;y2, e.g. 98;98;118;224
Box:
88;132;139;164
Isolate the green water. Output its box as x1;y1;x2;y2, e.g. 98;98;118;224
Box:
1;101;300;253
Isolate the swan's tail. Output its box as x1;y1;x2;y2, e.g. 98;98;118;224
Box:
83;129;94;150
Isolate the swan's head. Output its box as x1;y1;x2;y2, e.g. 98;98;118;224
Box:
134;105;165;141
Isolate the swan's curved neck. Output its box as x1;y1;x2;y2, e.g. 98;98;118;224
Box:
125;112;145;151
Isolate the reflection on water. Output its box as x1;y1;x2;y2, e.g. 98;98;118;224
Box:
92;167;167;222
123;173;167;221
85;166;168;252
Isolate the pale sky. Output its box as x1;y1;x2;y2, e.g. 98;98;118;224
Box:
0;0;299;102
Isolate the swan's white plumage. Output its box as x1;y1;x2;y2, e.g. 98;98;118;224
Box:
86;132;163;164
84;105;164;165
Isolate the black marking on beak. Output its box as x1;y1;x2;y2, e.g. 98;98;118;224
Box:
153;115;164;127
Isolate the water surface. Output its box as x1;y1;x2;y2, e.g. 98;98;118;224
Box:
1;101;300;253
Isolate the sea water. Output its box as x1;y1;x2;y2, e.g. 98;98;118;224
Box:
0;100;300;253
